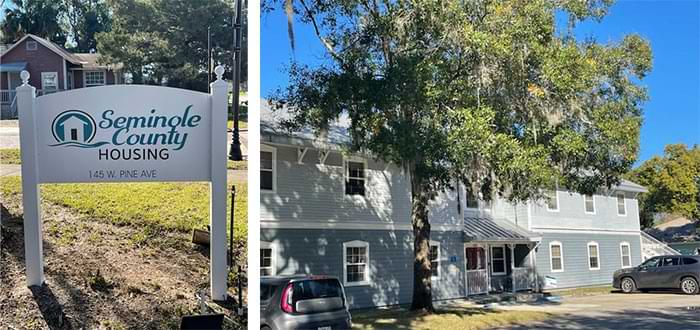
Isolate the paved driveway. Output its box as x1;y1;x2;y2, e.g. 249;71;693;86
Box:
499;293;700;330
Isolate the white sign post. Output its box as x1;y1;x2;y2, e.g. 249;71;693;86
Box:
17;66;230;301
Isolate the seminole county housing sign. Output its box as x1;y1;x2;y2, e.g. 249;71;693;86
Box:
17;67;230;300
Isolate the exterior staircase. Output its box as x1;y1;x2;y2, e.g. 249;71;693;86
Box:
641;231;680;260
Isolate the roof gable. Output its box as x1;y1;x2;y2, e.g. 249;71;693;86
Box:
0;34;85;65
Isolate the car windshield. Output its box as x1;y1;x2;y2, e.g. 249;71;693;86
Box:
641;257;661;268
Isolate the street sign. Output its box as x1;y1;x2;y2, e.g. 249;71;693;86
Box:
17;67;230;301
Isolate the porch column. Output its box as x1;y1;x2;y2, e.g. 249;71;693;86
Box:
531;242;540;293
509;243;516;293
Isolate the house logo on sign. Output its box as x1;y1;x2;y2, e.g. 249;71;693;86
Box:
50;110;108;148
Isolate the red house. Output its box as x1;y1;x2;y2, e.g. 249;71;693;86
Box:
0;34;123;116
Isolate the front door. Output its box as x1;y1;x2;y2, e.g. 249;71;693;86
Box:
465;245;489;295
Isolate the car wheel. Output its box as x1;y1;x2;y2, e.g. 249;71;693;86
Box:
620;277;636;293
680;277;699;295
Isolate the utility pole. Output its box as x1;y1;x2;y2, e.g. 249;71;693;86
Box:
228;0;243;161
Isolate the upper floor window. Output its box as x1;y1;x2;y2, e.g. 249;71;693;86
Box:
261;145;276;192
26;40;37;51
550;241;564;272
491;246;506;275
584;195;595;214
616;193;627;216
429;241;440;278
465;185;478;209
85;70;105;87
343;240;370;286
587;242;600;270
545;190;559;211
260;242;275;276
345;158;366;196
620;242;631;268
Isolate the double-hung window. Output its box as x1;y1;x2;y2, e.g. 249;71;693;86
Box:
343;241;370;286
584;195;595;214
550;241;564;272
260;242;275;276
545;190;559;211
261;145;276;192
491;246;506;275
620;242;632;268
345;158;366;196
85;70;105;87
429;242;440;278
616;193;627;216
588;242;600;270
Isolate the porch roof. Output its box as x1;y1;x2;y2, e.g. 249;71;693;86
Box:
0;61;27;73
463;217;541;243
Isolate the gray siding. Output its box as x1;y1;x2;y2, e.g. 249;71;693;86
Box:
535;232;642;289
261;228;466;309
530;190;641;232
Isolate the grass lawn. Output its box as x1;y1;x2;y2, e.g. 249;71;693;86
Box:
0;148;21;164
351;306;550;330
227;160;247;170
545;285;613;297
0;176;247;240
228;120;247;130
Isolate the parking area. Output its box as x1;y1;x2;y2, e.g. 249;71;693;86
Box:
498;292;700;329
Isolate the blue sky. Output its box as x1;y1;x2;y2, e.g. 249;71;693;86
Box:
262;0;700;165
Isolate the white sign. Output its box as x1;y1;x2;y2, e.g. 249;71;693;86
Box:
17;67;230;301
35;86;212;183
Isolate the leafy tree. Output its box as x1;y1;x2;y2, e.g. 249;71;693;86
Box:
1;0;68;44
96;0;246;92
64;0;112;52
627;144;700;229
266;0;652;311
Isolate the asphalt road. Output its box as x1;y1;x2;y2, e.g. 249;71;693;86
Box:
500;292;700;330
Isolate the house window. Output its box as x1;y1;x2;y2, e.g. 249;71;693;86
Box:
620;242;632;268
84;70;106;87
545;190;558;211
260;242;275;276
343;241;370;286
584;195;595;214
465;185;479;209
616;193;626;216
40;72;58;92
261;145;276;192
26;40;37;51
345;159;366;196
491;246;506;275
588;242;600;270
550;241;564;272
429;242;440;278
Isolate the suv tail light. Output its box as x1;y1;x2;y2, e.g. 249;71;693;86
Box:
280;283;294;313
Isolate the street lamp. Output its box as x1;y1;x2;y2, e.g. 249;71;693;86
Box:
228;0;243;161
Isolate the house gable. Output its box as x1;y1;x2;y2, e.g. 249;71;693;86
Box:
1;36;68;90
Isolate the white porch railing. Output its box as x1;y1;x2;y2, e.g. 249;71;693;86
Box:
641;231;680;260
1;90;15;104
512;267;535;291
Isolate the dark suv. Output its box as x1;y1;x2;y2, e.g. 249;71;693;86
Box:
613;255;700;294
260;275;352;330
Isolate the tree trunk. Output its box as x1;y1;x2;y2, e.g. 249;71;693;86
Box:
409;166;434;312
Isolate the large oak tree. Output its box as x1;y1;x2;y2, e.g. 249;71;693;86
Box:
266;0;652;311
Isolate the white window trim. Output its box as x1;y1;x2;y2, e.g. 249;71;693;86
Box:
490;245;507;276
343;156;368;198
584;194;596;214
83;70;106;87
545;190;559;212
342;240;370;287
26;40;37;51
260;241;276;276
260;144;277;193
620;242;632;268
550;241;564;272
40;72;58;90
616;193;627;216
587;241;601;271
429;240;440;280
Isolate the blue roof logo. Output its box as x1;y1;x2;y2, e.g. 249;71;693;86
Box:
50;110;108;148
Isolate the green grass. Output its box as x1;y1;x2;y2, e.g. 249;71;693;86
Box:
545;285;613;297
0;176;247;240
227;160;247;170
0;148;21;164
351;306;550;330
227;120;247;130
